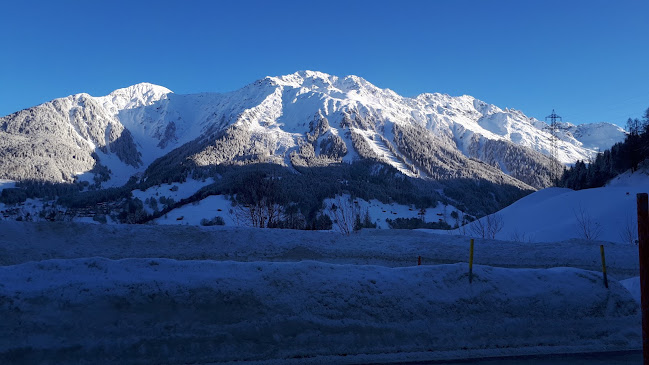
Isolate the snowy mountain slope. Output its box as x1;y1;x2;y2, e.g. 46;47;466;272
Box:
448;170;649;243
565;121;630;152
226;71;623;166
0;71;625;189
141;72;553;189
0;93;140;184
0;83;173;185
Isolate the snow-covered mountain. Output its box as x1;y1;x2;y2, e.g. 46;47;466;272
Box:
0;71;625;189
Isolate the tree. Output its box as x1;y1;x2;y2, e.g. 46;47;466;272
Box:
234;171;285;228
470;213;504;239
626;117;640;136
328;196;359;235
618;213;638;245
642;107;649;135
574;204;602;241
418;207;427;223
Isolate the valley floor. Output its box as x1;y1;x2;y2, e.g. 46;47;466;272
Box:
0;221;642;364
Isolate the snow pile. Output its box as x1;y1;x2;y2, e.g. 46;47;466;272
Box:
0;258;640;364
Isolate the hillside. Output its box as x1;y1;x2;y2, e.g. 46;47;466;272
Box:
449;168;649;243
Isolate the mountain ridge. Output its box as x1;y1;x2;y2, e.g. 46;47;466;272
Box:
0;71;625;190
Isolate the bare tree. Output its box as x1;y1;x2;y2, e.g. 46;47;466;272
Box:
574;204;602;241
486;213;505;239
327;196;359;235
233;171;284;228
418;207;427;223
470;216;487;239
509;229;530;243
470;213;504;239
233;197;282;228
619;213;638;245
458;211;468;236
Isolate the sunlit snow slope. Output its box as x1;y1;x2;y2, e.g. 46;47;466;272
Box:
453;169;649;243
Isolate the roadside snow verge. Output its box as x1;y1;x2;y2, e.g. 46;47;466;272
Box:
621;276;641;304
0;258;640;364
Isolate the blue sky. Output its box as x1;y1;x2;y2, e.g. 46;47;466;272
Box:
1;0;647;126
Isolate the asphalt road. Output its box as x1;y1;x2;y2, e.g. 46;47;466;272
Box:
397;350;642;365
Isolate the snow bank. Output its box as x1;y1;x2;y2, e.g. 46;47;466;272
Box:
0;221;640;278
0;258;640;364
621;276;641;304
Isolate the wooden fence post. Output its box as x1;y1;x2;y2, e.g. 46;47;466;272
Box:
600;245;608;289
637;193;649;365
469;239;474;283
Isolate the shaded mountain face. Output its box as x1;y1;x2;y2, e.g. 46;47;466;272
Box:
0;71;625;191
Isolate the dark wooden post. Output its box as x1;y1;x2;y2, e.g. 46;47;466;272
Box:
418;256;421;266
600;245;608;289
469;239;474;283
637;193;649;364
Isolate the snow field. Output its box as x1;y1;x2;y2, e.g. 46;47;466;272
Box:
132;177;216;212
0;198;49;221
154;195;237;226
0;179;15;191
0;258;640;364
323;194;463;230
126;182;462;230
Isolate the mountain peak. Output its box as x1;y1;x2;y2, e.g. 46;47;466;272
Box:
266;70;337;88
101;82;172;111
109;82;172;99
